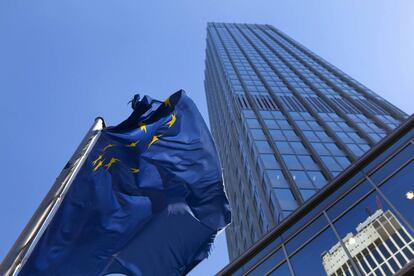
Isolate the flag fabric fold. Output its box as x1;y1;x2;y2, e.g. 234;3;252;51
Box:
21;90;231;276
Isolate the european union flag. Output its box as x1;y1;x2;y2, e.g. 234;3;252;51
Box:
20;90;231;275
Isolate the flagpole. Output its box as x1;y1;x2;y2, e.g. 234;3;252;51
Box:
0;117;105;276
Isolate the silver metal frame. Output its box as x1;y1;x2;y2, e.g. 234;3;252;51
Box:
0;118;105;276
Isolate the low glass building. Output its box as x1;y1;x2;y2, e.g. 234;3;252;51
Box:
218;115;414;275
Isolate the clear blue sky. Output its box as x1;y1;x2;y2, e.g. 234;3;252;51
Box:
0;1;413;275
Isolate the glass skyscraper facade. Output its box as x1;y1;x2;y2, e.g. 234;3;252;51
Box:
203;22;409;265
217;116;414;275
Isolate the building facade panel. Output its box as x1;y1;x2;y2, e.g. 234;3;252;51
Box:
204;22;408;262
217;116;414;276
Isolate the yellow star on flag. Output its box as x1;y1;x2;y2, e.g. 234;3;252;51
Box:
104;157;120;170
166;113;176;128
93;159;105;171
148;134;162;148
164;97;171;107
92;154;103;166
131;168;140;174
103;144;115;151
139;122;147;132
126;140;139;147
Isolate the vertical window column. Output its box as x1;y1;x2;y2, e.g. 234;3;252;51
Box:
212;25;305;214
225;24;335;184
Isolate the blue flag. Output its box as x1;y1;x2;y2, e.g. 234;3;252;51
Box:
21;90;231;275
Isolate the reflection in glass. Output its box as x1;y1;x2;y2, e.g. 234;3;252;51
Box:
286;215;328;254
290;227;340;276
379;160;414;229
246;248;284;275
268;261;292;276
327;191;414;275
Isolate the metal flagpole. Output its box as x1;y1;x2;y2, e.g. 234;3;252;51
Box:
0;117;105;276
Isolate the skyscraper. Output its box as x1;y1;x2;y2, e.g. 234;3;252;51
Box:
203;22;408;262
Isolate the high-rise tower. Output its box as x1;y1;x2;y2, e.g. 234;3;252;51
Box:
204;22;408;261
